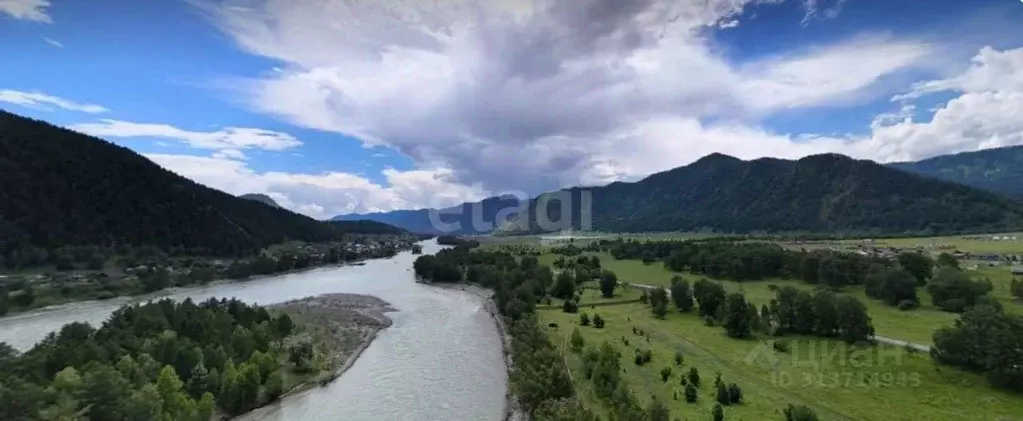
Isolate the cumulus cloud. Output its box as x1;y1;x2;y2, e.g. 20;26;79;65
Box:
144;153;487;219
70;119;303;151
0;90;107;113
863;47;1023;161
0;0;51;22
193;0;938;194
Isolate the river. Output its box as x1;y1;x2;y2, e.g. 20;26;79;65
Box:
0;240;508;421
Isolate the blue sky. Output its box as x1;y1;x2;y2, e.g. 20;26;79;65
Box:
2;0;1022;218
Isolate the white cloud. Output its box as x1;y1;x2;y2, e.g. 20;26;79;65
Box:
194;0;937;194
0;90;107;113
800;0;847;26
70;119;303;151
144;153;487;218
0;0;51;22
862;47;1023;162
42;36;62;48
212;148;248;160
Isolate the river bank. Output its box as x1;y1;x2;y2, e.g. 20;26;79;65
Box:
234;293;396;419
0;252;399;319
423;282;527;421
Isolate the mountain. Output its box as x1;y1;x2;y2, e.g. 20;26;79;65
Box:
338;152;1023;236
239;193;280;208
889;145;1023;198
327;220;408;236
333;195;523;235
502;153;1023;235
0;110;356;261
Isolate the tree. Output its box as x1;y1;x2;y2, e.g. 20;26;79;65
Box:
727;383;743;404
570;328;585;353
580;312;590;326
712;402;725;421
687;367;701;387
817;254;848;289
652;299;668;319
684;383;698;403
835;296;874;344
716;382;731;405
866;266;918;307
646;396;671;421
898;252;934;286
723;292;753;338
13;285;35;307
694;279;725;318
670;277;694;312
81;364;130;421
562;299;579;314
931;299;1023;391
265;371;285;401
534;398;600;421
811;290;839;337
552;271;576;299
593;314;605;328
639;290;648;304
289;342;315;373
599;270;618;297
927;268;993;312
936;253;959;269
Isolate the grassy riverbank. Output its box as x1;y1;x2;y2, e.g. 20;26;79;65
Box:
537;300;1023;421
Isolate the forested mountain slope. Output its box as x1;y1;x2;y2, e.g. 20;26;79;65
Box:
502;153;1023;235
239;193;281;208
0;111;352;261
890;145;1023;198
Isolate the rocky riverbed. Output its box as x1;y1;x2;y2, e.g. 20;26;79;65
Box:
268;293;396;395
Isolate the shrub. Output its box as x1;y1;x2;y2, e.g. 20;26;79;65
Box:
704;316;717;326
784;404;820;421
570;328;585;353
674;350;684;365
563;299;579;313
727;383;743;404
684;383;698;403
712;403;724;421
896;300;919;311
773;340;790;353
660;367;673;382
767;284;779;291
580;313;590;326
593;314;605;328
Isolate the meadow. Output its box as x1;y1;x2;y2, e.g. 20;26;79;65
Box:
537;301;1023;421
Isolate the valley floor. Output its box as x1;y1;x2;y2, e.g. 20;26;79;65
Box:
539;297;1023;421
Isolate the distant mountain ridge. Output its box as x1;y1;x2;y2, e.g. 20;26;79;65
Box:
334;152;1023;236
239;193;280;208
888;145;1023;198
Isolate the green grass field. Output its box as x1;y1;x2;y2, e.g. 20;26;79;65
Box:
537;251;1022;345
538;302;1023;421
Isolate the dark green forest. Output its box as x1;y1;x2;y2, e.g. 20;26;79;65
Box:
0;111;407;268
890;145;1023;198
0;298;310;420
505;153;1023;235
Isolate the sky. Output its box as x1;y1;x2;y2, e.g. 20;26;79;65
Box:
2;0;1023;219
